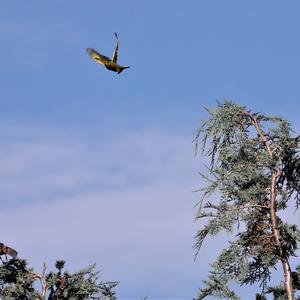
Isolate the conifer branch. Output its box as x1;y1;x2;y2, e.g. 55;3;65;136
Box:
243;111;273;156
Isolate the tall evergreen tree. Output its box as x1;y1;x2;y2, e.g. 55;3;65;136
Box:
194;101;300;299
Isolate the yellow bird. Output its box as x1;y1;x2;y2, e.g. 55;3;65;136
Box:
87;32;130;74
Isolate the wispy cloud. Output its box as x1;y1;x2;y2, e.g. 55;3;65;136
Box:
0;123;210;297
0;124;200;206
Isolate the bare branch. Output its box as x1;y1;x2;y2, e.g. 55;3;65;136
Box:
31;263;47;300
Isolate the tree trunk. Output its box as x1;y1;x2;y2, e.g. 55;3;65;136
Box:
250;112;294;299
270;172;294;300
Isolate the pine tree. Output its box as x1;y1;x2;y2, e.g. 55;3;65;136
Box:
194;101;300;299
0;255;118;299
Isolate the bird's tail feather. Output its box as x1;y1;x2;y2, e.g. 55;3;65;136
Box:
118;66;130;74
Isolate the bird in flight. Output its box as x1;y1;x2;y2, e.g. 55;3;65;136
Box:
0;242;18;258
87;32;130;74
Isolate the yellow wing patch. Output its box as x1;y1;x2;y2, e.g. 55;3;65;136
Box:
86;48;110;65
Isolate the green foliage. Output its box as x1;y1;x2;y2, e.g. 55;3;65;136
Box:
0;256;118;300
0;258;39;299
266;284;287;300
255;293;267;300
194;100;300;298
195;271;240;300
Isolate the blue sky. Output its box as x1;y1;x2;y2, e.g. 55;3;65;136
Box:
1;1;300;299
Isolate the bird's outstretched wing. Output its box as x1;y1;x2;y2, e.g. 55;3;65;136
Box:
86;48;111;65
111;32;119;63
0;242;18;258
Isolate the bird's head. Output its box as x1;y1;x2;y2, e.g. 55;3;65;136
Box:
86;48;94;55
